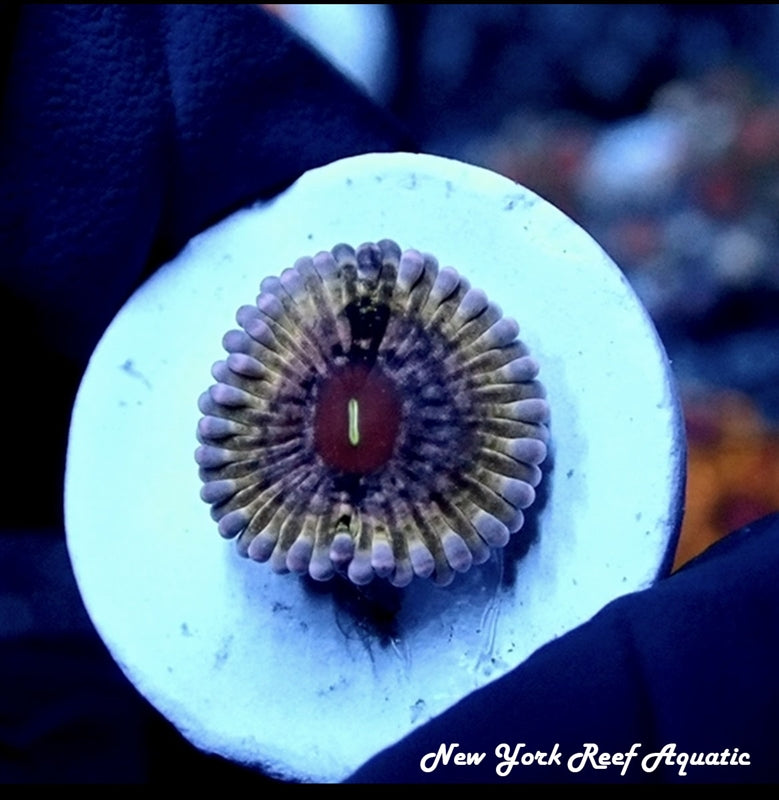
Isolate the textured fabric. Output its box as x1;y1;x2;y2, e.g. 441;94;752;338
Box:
348;513;779;783
0;3;412;361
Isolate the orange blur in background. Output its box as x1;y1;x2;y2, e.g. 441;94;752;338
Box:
677;391;779;569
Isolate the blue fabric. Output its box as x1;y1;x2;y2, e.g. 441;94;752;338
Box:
0;3;412;360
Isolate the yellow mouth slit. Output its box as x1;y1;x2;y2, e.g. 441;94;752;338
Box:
348;397;360;447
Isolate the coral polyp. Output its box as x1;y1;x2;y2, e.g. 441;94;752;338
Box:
195;240;549;586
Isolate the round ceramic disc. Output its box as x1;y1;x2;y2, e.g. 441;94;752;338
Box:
65;152;685;782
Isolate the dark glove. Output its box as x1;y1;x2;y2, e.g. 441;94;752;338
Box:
348;513;779;783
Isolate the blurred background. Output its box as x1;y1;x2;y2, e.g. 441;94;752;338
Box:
272;2;779;569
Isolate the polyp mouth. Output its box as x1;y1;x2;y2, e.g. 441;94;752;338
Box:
313;361;402;474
